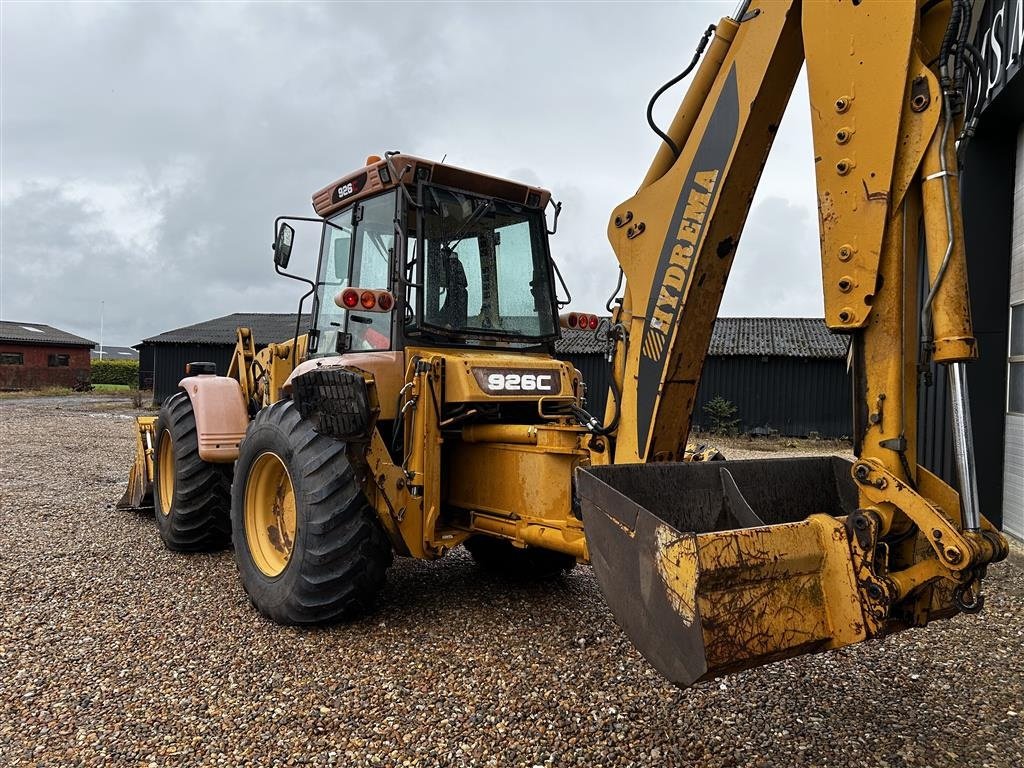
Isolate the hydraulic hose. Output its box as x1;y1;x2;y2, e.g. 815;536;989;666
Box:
646;24;716;161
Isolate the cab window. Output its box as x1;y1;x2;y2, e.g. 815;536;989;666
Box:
312;191;397;355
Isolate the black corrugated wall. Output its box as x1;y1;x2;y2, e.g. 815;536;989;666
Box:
695;357;851;437
137;345;155;391
561;353;613;420
559;353;852;438
142;343;236;405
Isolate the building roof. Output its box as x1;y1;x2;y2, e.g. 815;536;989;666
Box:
91;346;139;361
140;313;312;346
554;328;607;356
557;317;848;359
709;317;849;358
141;313;848;360
0;321;96;348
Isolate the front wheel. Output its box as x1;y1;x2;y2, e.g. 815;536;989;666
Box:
152;392;232;551
230;399;392;624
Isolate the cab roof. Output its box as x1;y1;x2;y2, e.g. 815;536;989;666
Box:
311;154;552;218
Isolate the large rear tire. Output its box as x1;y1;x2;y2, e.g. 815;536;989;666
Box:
464;536;576;580
153;392;232;551
231;399;392;624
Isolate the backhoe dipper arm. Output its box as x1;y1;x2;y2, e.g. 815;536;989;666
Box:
607;0;803;464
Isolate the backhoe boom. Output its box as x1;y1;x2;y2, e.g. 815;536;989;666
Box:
581;0;1008;686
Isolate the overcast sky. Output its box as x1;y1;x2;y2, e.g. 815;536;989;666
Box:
1;1;823;347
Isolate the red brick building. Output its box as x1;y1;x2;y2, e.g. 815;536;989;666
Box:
0;321;95;390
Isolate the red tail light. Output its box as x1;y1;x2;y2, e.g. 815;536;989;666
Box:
340;288;359;308
560;311;604;330
336;287;395;312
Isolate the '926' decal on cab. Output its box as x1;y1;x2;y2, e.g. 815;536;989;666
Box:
472;367;560;395
330;171;368;204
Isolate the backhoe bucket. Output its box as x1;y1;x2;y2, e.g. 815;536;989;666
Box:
578;457;872;687
117;416;157;511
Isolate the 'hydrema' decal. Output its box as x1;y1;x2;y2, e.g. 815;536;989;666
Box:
641;168;719;362
635;65;739;456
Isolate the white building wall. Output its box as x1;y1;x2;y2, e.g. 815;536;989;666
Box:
1003;124;1024;540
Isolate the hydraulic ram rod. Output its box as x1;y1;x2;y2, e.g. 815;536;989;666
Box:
949;362;981;531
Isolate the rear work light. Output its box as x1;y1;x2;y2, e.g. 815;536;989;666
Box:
335;288;396;313
185;361;217;376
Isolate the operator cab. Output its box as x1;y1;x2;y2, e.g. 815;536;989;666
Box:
278;154;565;358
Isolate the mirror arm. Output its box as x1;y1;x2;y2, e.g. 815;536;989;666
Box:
546;199;563;235
289;282;317;369
550;256;572;308
384;150;420;210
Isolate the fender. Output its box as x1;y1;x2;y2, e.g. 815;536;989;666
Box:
178;374;249;463
284;351;405;419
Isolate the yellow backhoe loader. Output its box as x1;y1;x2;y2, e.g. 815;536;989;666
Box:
120;0;1008;687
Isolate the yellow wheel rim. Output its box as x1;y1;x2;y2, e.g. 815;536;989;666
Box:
244;452;297;577
156;431;175;515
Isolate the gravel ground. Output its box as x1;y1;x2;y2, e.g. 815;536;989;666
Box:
1;394;1022;768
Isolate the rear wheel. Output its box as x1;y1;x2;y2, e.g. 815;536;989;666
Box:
152;392;232;551
464;536;577;580
231;399;392;624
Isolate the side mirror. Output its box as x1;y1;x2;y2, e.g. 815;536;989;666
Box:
273;223;295;269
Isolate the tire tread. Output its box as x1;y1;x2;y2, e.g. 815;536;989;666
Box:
231;400;392;624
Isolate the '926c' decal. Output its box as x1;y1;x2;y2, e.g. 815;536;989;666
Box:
473;368;560;395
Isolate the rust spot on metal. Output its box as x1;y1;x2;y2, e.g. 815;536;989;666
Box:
862;179;888;202
654;525;697;627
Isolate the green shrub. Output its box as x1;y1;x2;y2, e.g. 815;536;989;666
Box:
703;395;739;435
91;359;139;386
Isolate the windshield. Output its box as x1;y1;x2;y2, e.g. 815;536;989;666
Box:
313;191;396;355
412;184;557;343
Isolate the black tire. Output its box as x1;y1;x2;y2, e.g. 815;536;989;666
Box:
231;399;392;624
464;535;576;580
153;392;232;551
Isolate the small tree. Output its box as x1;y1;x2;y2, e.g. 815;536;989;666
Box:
703;395;739;435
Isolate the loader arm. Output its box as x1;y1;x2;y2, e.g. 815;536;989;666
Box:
582;0;1009;686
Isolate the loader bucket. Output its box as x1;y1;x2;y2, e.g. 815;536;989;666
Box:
116;416;157;511
577;457;871;687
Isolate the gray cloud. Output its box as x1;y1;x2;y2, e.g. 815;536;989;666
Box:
2;1;822;346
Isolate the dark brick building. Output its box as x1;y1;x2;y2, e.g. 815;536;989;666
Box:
0;321;95;390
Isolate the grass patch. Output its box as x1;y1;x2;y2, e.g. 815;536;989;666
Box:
93;383;131;392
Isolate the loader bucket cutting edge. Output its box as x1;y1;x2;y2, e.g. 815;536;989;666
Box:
117;416;156;511
577;457;873;688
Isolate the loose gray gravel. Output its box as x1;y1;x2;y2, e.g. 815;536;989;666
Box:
1;394;1022;768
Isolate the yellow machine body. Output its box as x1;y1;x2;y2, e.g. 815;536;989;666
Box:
120;0;1009;688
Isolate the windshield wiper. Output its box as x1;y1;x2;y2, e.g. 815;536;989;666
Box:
462;325;525;336
443;199;492;251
